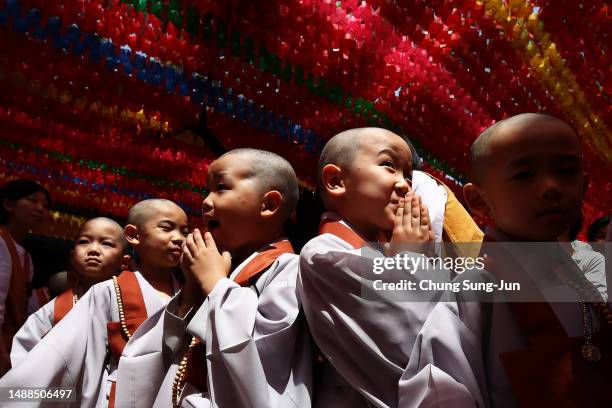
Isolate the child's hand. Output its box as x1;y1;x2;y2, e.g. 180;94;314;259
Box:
386;192;434;256
182;229;232;295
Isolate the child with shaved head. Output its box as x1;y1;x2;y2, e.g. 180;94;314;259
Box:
115;148;311;407
297;127;464;407
400;113;612;407
10;217;127;366
0;199;188;407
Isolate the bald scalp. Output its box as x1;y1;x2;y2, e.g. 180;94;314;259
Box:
219;149;299;220
470;113;575;183
127;199;182;228
77;216;127;250
317;127;410;194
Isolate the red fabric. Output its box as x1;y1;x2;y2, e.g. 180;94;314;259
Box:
319;218;366;250
233;240;294;286
0;227;30;354
482;234;612;406
105;271;148;407
52;287;74;325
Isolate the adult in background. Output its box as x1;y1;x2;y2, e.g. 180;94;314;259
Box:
0;179;50;374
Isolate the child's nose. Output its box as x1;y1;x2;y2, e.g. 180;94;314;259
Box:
395;177;411;197
202;196;213;214
540;175;562;199
87;243;101;255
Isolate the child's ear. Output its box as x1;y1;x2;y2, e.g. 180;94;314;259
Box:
321;164;346;198
261;191;282;218
124;224;140;246
463;183;491;218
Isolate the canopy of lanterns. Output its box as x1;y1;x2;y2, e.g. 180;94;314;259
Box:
0;0;609;239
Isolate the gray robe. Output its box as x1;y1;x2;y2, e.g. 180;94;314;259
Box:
116;243;312;408
0;272;173;407
399;227;608;407
10;297;56;367
298;213;448;407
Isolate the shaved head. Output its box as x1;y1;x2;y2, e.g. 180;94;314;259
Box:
317;127;409;192
127;199;184;228
470;113;576;183
78;217;127;249
217;149;299;219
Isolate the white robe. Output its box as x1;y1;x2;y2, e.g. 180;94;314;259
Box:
398;227;608;407
412;170;447;244
298;214;449;408
116;245;312;408
10;297;57;367
0;271;173;407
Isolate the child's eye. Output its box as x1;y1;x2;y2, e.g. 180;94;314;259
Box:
102;241;116;247
76;239;89;245
381;161;395;169
216;183;227;191
511;171;534;181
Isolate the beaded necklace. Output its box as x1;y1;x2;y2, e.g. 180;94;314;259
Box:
112;275;132;339
554;262;612;362
171;335;198;407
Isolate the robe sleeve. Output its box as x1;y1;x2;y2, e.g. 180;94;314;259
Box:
0;283;114;408
398;301;482;408
399;269;524;408
114;288;186;408
10;298;55;366
576;251;607;302
186;253;310;408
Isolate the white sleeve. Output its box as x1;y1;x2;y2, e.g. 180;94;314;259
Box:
10;298;55;366
187;254;310;408
0;239;12;326
398;302;482;408
399;269;525;408
0;284;114;408
578;251;607;302
412;170;448;243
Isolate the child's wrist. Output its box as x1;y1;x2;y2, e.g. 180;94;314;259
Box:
201;274;226;296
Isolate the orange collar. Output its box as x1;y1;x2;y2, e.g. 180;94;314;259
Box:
319;218;366;250
233;240;294;286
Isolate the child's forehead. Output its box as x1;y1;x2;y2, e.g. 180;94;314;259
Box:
490;120;581;159
208;155;252;179
78;219;122;238
357;132;412;160
142;203;188;225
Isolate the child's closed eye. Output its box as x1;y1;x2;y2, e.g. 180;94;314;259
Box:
381;161;396;169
